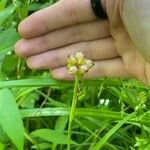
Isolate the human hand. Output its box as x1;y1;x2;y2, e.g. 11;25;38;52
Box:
14;0;150;85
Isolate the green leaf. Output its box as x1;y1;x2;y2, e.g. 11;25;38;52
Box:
52;117;68;150
0;0;8;11
0;5;15;26
0;125;7;143
0;78;72;88
145;143;150;149
30;129;77;145
21;107;69;118
0;28;20;53
0;88;24;150
31;142;51;149
0;28;20;72
0;142;5;150
55;116;68;132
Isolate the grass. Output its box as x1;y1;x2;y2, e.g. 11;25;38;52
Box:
0;0;150;150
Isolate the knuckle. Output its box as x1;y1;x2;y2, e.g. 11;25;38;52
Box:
69;26;82;42
50;52;62;68
81;42;90;57
65;0;79;24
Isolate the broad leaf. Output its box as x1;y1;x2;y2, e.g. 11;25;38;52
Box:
0;28;20;71
0;0;8;11
0;88;24;150
0;5;15;26
31;129;77;145
0;28;20;53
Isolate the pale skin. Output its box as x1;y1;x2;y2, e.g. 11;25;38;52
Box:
14;0;150;85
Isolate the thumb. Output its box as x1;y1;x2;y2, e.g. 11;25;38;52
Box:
123;0;150;63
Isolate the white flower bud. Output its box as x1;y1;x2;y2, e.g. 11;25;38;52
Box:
75;52;84;59
67;55;77;65
75;52;85;65
80;65;89;72
85;59;94;69
68;66;78;74
78;65;89;76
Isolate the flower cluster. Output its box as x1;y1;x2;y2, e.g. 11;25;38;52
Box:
67;52;94;76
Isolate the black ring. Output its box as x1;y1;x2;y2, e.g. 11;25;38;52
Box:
91;0;107;19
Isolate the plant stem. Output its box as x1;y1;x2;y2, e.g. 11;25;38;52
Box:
17;58;21;79
67;76;79;150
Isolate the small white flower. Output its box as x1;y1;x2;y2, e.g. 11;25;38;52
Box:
7;51;12;55
99;99;105;105
105;99;110;106
99;99;110;106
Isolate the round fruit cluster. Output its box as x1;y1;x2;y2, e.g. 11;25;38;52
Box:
67;52;94;76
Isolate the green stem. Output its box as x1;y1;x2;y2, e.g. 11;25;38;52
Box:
17;58;21;79
67;76;79;150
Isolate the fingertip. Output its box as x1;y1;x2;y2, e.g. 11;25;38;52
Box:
18;10;49;38
14;40;26;58
18;20;32;38
14;38;31;58
27;56;48;71
26;58;33;70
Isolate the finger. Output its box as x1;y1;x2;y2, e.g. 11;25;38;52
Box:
26;37;119;70
18;0;100;38
15;20;110;57
51;58;129;80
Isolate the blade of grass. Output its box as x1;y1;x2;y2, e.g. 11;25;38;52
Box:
92;112;136;150
20;108;150;125
21;107;70;118
36;90;65;107
0;79;72;88
0;78;146;88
